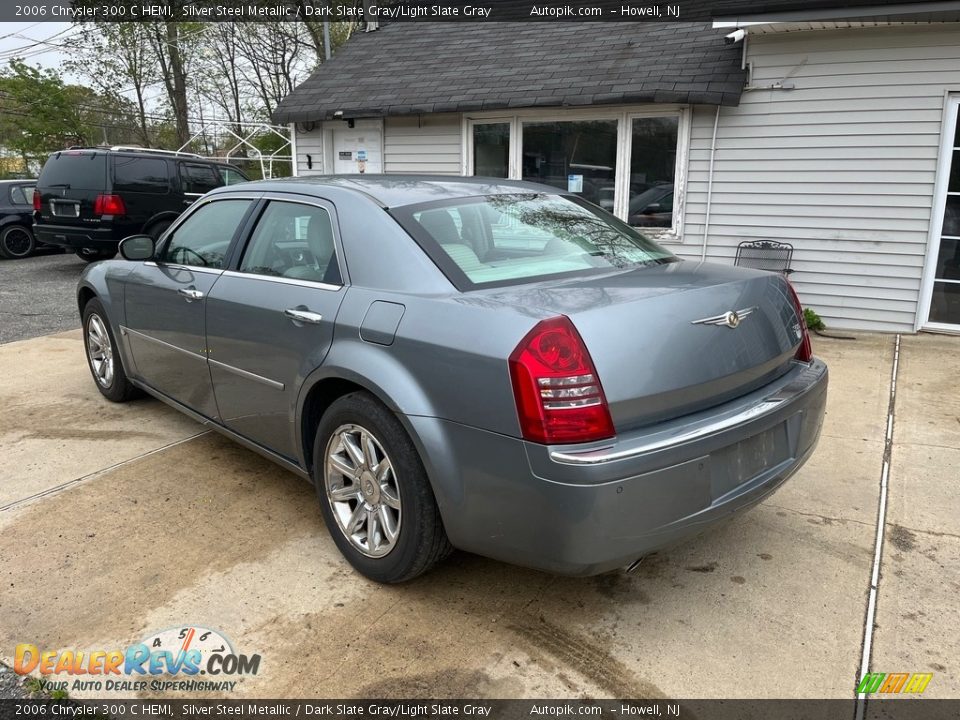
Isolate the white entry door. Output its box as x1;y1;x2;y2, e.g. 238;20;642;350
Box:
332;119;383;175
924;97;960;329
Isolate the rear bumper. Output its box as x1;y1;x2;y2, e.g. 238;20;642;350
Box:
34;223;116;250
409;358;828;576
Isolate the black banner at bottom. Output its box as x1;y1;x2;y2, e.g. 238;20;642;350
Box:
1;699;959;720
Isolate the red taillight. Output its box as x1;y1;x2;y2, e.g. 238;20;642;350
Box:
509;316;615;445
32;190;41;211
786;281;813;363
93;194;126;216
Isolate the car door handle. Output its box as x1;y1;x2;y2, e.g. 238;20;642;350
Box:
284;308;323;325
178;288;205;301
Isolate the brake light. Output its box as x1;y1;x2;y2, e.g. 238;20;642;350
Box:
786;281;813;363
509;316;615;444
93;194;126;216
32;190;41;211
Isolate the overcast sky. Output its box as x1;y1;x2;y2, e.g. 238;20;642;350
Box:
0;22;74;74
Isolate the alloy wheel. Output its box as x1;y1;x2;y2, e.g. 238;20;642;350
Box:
324;424;402;558
86;314;114;388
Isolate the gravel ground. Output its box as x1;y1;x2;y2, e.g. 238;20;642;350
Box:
0;662;31;699
0;251;86;344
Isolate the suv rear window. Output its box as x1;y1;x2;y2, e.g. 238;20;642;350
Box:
38;153;107;191
113;157;170;193
180;163;221;194
393;194;677;290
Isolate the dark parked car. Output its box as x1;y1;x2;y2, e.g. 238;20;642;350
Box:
34;146;248;263
77;176;827;583
0;180;44;259
628;183;674;228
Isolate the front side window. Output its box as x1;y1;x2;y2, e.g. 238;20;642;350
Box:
160;199;252;268
113;157;170;194
627;116;679;230
180;163;221;194
396;193;676;290
239;201;341;285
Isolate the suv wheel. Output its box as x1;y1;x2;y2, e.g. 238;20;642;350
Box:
314;392;452;583
145;220;172;241
0;225;36;259
77;248;117;263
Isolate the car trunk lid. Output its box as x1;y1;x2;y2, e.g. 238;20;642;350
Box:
484;261;804;432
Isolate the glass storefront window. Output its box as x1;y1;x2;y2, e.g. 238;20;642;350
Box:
473;123;510;178
627;116;679;229
521;120;618;212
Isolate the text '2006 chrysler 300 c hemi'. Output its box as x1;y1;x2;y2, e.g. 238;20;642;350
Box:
76;176;827;583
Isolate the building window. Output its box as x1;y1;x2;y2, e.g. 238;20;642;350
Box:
472;123;510;178
627;116;679;230
521;120;618;212
466;109;687;238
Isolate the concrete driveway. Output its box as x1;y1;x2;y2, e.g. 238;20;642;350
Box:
1;329;957;699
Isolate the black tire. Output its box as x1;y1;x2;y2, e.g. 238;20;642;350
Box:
314;392;452;583
145;219;172;241
77;248;117;263
81;298;140;402
0;225;36;259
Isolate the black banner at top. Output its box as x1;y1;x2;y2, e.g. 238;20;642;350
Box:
4;0;960;23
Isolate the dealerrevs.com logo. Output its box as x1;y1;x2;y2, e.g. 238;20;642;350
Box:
14;626;260;694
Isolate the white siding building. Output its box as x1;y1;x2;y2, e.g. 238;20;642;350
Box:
275;19;960;333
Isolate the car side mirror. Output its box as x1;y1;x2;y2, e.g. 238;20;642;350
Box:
643;203;662;215
119;235;155;261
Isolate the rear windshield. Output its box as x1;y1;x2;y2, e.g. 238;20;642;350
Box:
392;193;677;290
38;153;107;191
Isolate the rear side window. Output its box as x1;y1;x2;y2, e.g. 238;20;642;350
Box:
38;153;106;191
113;157;170;194
394;194;676;290
180;163;221;194
239;201;341;285
9;185;34;205
160;199;252;269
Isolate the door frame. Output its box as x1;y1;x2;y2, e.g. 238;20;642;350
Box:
917;93;960;332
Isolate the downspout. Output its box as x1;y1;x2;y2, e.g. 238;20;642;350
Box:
701;103;721;262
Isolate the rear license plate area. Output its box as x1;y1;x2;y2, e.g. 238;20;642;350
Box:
710;423;790;499
50;201;79;218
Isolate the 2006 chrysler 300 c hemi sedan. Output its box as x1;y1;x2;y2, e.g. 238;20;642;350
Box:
77;176;828;582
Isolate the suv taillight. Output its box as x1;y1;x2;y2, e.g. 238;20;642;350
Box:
32;190;41;212
93;194;126;216
786;281;813;363
509;316;615;445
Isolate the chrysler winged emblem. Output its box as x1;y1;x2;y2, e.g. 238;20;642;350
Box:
691;307;756;329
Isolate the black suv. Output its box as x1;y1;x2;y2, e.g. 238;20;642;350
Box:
33;146;248;262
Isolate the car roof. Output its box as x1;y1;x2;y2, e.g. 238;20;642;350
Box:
217;175;565;208
0;179;35;185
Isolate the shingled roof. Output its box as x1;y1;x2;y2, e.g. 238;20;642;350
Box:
272;23;747;124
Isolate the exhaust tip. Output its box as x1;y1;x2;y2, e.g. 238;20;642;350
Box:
624;556;645;575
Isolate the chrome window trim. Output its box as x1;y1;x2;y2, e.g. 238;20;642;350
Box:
209;358;285;391
220;268;341;292
549;362;822;466
121;326;207;363
143;261;224;276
